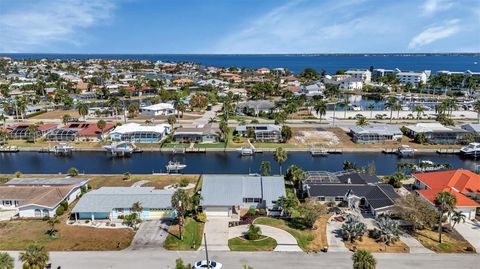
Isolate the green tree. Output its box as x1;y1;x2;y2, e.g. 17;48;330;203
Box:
413;105;425;122
356;116;368;127
26;124;38;143
171;189;191;240
0;252;14;269
175;258;191;269
313;100;327;124
260;161;271;176
246;224;262;240
450;210;466;230
19;244;49;269
219;119;228;142
276;193;298;217
281;125;292;142
342;215;367;243
367;103;375;118
352;249;376;269
385;96;398;124
298;199;327;228
77;102;89;121
167;115;177;126
343;160;357;171
414;133;427;144
62;114;71;125
97;119;106;138
434;191;457;243
298;67;320;81
376;217;400;245
68;167;79;176
47;215;60;236
0;114;7;129
273;147;287;175
131;201;143;218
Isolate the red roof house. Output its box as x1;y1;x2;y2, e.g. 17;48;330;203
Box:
413;169;480;219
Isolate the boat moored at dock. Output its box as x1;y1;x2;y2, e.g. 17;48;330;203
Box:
460;142;480;157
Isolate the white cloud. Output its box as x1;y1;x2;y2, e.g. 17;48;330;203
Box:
408;20;461;49
0;0;115;52
422;0;454;16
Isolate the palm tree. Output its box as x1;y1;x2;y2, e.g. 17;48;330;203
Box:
385;97;398;124
47;215;60;236
19;244;49;269
273;147;287;175
26;124;38;143
474;99;480;124
313;101;327;124
0;252;14;269
97;119;106;140
131;201;143;219
352;249;376;269
450;210;466;230
0;130;7;145
413;105;425;122
356;117;368;127
260;161;271;176
340;99;349;119
434;191;457;243
0;114;6;129
246;224;262;240
62;114;71;125
367;104;375;119
77;102;89;121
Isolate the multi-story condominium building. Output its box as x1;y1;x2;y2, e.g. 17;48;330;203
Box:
345;69;371;82
396;70;429;86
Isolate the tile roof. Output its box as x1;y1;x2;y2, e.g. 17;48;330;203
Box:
416;188;479;207
413;169;480;193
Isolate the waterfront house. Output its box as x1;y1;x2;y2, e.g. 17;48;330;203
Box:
404;123;469;144
235;124;282;142
302;171;400;217
71;187;174;221
140;103;177;116
200;175;286;217
7;123;58;139
413;169;480;220
237;100;276;115
173;123;221;143
324;77;364;90
109;123;171;143
0;177;88;218
350;125;403;144
461;123;480;135
46;122;115;142
298;82;325;97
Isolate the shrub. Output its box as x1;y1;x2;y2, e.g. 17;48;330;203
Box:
368;229;381;240
68;167;79;176
55;206;65;216
197;213;207;223
246;224;262;240
247;208;257;216
179;178;190;187
258;209;267;215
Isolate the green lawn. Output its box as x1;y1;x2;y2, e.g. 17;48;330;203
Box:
228;236;277;251
254;217;315;251
252;142;304;149
164;218;204;250
193;143;226;149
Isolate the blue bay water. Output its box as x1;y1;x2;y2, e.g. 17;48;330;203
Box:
1;54;479;74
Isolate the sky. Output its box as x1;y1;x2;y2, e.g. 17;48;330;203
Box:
0;0;479;54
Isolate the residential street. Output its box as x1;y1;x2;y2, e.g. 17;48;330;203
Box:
6;250;480;269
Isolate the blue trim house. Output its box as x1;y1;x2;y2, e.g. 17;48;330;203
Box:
71;187;174;221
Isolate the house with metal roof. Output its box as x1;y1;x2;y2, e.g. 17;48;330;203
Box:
235;124;282;142
413;169;480;220
200;175;286;217
0;177;88;218
350;125;403;144
71;187;174;221
302;170;400;217
173;123;221;143
461;123;480;134
109;123;171;143
404;122;469;144
140;103;177;116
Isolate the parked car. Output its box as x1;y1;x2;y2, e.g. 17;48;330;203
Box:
354;114;364;119
192;260;223;269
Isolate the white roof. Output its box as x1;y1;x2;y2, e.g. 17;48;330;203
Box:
111;123;170;134
140;103;174;111
406;122;456;133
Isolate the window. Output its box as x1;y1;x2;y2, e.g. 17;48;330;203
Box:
34;209;42;217
318;196;325;201
335;196;344;201
243;198;262;203
4;200;11;206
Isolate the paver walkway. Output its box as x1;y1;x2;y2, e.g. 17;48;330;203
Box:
229;224;302;252
455;220;480;251
202;218;230;251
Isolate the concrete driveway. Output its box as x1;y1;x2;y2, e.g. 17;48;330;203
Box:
129;219;171;250
229;224;302;252
202;218;230;251
455;220;480;251
326;220;349;252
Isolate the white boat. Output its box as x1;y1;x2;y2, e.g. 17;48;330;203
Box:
0;145;19;153
237;146;254;156
397;145;415;157
165;161;187;172
51;143;73;155
351;105;361;111
103;142;134;157
310;147;328;156
460;142;480;157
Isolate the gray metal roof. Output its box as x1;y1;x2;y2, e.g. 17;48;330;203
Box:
462;123;480;133
5;177;88;187
350;125;402;136
201;175;285;207
71;187;174;213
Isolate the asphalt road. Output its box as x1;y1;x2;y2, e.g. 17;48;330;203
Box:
7;251;480;269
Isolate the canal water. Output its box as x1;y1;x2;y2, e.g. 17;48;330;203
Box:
0;152;477;175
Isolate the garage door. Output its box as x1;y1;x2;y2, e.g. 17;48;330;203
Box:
204;206;230;217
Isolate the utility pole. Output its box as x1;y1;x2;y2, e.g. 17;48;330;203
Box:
204;232;210;269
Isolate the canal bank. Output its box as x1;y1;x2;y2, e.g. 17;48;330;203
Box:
0;151;477;175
